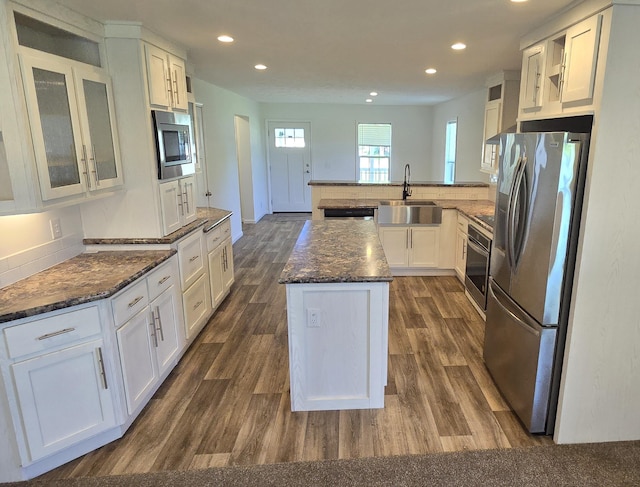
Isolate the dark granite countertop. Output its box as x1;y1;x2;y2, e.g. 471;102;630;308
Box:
309;180;489;188
0;250;176;324
317;198;495;232
83;207;232;245
279;220;393;284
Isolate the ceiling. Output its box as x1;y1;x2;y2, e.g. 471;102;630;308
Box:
53;0;580;105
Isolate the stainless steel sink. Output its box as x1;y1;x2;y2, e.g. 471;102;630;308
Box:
379;199;437;206
377;200;442;225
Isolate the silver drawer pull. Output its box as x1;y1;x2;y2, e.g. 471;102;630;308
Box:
128;296;144;308
158;275;171;285
193;300;203;310
37;327;75;340
189;255;199;263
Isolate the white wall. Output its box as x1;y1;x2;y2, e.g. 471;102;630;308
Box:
430;88;489;183
261;103;435;182
0;206;85;287
555;4;640;443
192;78;268;238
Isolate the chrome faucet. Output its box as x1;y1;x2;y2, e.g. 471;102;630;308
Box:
403;163;412;200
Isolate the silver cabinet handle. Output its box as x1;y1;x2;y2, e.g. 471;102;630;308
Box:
148;318;158;348
193;300;203;311
96;347;108;389
172;70;180;106
182;191;190;214
90;144;100;187
177;193;184;216
154;306;165;341
128;296;144;308
158;275;171;285
189;255;199;263
81;145;92;189
37;327;75;340
166;70;173;105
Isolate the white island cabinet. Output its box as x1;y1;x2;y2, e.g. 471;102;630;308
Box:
279;220;392;411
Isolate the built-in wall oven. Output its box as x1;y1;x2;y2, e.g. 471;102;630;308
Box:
465;223;492;311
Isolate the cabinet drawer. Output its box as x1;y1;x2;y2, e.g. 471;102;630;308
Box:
112;280;149;327
178;231;205;290
457;214;469;233
4;306;101;359
147;259;176;301
183;274;209;340
205;219;231;253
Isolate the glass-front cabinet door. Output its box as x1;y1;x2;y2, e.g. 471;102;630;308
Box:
20;51;122;201
74;68;123;190
20;52;86;200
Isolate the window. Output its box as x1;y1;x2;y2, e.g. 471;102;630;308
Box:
357;123;391;183
444;119;457;184
274;127;305;148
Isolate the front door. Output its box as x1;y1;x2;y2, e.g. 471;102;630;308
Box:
268;121;311;212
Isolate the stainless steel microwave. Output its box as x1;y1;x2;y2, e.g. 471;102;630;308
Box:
152;110;195;180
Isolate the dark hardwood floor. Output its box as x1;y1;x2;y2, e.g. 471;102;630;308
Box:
41;213;550;480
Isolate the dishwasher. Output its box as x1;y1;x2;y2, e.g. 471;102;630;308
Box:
323;208;375;220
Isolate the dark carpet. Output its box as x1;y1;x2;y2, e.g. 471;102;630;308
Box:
11;441;640;486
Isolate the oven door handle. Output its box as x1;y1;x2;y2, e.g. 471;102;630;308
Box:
466;237;489;257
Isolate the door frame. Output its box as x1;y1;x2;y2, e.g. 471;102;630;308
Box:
265;119;312;214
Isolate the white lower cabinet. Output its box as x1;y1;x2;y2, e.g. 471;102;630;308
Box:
2;305;116;467
207;237;234;309
378;225;440;270
11;339;116;462
159;176;197;236
116;310;158;415
113;259;183;416
183;273;210;340
455;214;469;282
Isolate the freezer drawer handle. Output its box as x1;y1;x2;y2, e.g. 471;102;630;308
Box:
489;283;540;337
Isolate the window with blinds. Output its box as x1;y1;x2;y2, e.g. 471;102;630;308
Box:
357;123;391;183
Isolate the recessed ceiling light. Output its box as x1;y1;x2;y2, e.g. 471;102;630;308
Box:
425;68;437;75
451;42;467;50
365;99;373;103
217;35;234;43
510;0;528;2
255;64;267;70
370;92;378;97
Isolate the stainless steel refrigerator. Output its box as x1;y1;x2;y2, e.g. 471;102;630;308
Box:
484;131;589;434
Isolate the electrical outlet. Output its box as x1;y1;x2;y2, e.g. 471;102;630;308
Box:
49;218;62;240
307;308;321;328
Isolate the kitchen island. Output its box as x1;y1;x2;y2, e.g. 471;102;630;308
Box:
279;220;392;411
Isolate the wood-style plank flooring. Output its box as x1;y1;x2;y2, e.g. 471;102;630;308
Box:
41;214;551;480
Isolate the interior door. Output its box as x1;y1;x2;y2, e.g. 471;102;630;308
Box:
268;121;311;212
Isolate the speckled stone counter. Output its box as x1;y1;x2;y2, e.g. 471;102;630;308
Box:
280;220;391;411
0;250;176;323
279;220;392;284
316;198;495;232
309;180;489;188
83;207;232;245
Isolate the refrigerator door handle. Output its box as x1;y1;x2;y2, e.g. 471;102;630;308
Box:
508;156;527;268
512;159;530;266
489;280;541;337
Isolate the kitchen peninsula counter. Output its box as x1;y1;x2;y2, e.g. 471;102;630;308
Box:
317;198;495;232
309;180;490;187
0;250;176;323
280;220;391;412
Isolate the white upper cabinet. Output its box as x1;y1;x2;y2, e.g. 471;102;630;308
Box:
519;44;545;112
481;72;519;174
145;43;188;112
20;52;123;201
518;12;606;120
561;14;602;104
